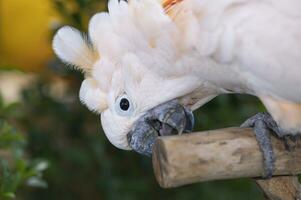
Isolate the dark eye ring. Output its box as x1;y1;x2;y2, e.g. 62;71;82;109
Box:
119;98;130;111
118;0;128;3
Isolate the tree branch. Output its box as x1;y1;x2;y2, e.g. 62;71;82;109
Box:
152;127;301;200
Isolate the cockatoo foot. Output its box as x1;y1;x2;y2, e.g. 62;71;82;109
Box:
283;134;300;152
240;112;298;178
127;100;194;156
240;112;283;178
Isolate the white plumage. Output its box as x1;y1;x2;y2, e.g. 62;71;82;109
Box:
53;0;301;149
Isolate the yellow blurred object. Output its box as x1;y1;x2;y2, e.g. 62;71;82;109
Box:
0;0;60;72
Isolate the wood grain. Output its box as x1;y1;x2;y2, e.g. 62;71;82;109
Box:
152;127;301;188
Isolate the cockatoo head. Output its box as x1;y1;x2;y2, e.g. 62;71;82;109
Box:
53;0;205;155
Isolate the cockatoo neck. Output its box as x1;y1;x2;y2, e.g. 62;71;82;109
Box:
189;56;252;94
175;53;254;111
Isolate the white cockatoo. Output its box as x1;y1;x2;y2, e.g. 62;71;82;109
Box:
53;0;301;178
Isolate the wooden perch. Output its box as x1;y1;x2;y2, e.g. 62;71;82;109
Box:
152;127;301;189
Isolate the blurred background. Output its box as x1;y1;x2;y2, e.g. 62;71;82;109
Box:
0;0;267;199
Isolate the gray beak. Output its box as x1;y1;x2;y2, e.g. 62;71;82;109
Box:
127;99;194;156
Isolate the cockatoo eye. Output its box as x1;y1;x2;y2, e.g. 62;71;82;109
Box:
120;98;130;111
115;95;134;116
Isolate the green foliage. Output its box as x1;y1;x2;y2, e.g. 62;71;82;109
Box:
0;96;48;199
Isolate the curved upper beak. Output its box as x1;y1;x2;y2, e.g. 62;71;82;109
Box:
127;99;194;156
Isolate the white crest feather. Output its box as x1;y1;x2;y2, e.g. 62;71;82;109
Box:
52;26;99;72
79;79;107;112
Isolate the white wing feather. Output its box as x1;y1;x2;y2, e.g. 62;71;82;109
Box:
186;0;301;102
223;0;301;102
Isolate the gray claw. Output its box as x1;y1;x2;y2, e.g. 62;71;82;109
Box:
241;112;278;178
241;112;284;137
253;120;275;179
127;100;194;156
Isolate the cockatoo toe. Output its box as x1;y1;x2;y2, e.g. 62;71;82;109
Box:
127;100;194;156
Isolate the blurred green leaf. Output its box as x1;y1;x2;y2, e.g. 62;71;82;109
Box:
0;105;47;198
0;120;25;149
